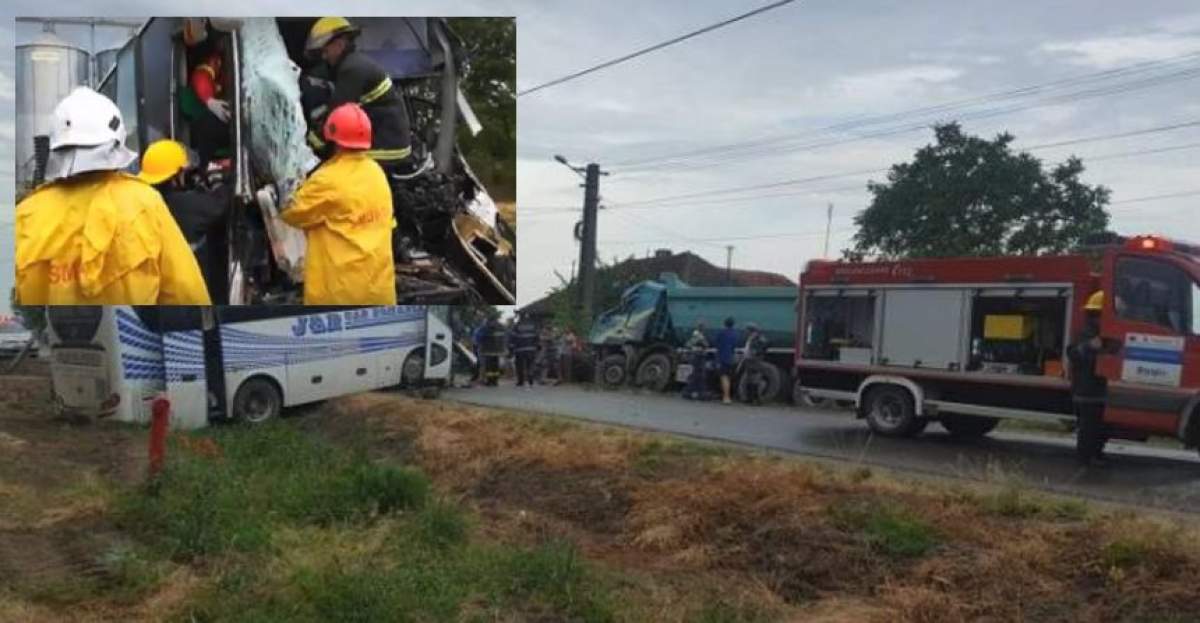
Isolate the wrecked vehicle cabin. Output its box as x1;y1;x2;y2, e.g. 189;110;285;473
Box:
93;17;515;304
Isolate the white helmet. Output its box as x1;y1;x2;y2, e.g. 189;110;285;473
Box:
49;87;128;150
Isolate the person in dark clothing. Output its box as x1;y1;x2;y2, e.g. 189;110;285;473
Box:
509;314;540;389
740;323;770;405
137;139;229;303
479;317;505;387
1067;291;1110;466
305;17;412;173
471;322;487;383
716;317;739;405
683;321;709;400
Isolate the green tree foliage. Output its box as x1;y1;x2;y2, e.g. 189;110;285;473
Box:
848;123;1111;260
449;18;516;201
10;289;46;335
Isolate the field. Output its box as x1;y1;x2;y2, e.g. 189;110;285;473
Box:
2;372;1198;622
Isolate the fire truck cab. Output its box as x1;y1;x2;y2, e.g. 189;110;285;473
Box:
793;235;1200;452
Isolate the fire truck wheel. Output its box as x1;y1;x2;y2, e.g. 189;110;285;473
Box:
233;377;282;424
599;355;628;388
635;353;673;392
738;361;782;403
940;414;999;438
864;385;921;437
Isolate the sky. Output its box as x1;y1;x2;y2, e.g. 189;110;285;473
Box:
1;1;1199;314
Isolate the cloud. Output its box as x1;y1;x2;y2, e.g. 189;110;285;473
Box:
1040;34;1200;69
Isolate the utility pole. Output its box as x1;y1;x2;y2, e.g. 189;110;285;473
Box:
823;203;834;259
555;155;608;326
725;245;734;285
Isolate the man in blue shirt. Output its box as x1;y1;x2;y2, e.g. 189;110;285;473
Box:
715;316;739;404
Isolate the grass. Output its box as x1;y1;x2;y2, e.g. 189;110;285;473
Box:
119;423;429;560
632;438;729;476
116;421;618;622
981;484;1090;521
829;500;940;559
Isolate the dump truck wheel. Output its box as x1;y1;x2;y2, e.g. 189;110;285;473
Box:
635;353;673;392
739;361;782;403
599;355;627;388
940;414;999;438
233;377;282;424
864;385;921;437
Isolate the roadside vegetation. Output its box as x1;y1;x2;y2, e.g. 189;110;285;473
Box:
3;380;1200;621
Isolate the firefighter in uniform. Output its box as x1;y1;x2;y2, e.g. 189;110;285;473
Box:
281;103;396;305
15;87;211;305
304;17;412;172
1067;291;1110;466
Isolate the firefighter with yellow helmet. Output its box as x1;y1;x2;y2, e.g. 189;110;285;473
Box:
15;87;211;305
304;17;413;172
1067;290;1109;466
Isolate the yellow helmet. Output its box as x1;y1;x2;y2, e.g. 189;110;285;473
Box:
1085;290;1104;312
137;139;189;185
306;17;358;53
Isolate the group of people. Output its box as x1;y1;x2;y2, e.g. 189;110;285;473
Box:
683;317;770;404
15;17;410;306
471;314;581;389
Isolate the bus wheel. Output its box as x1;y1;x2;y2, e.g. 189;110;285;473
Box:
940;414;999;438
233;378;281;424
864;385;920;437
635;353;673;392
402;350;426;387
599;355;627;389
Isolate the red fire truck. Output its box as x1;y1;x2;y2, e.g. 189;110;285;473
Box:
792;235;1200;453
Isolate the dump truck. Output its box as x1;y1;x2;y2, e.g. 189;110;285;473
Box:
82;17;513;304
794;234;1200;453
589;273;797;402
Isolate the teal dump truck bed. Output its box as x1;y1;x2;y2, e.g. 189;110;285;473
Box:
661;275;796;347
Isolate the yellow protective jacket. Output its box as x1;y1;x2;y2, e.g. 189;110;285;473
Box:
281;152;396;305
15;172;212;305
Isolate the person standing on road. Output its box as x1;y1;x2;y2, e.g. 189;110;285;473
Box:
684;321;709;400
557;329;578;385
1067;291;1110;466
740;323;770;405
509;314;540;389
471;321;487;384
716;317;739;404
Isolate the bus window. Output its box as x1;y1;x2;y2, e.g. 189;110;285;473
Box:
1115;257;1191;334
47;307;103;344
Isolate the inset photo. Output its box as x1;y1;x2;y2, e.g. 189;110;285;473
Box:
14;16;515;305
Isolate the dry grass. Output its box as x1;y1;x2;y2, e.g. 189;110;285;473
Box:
318;392;1200;622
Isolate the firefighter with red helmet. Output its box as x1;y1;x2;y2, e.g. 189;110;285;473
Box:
281;103;396;305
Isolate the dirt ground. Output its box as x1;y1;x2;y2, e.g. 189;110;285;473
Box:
0;370;158;622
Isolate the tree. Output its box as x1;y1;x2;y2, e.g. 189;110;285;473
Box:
10;289;46;336
447;18;516;201
847;123;1111;260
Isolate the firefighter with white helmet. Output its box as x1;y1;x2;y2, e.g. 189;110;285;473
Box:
15;87;211;305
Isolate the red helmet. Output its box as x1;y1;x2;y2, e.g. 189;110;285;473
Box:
323;103;372;150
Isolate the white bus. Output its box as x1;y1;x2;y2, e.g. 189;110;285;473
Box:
46;306;453;428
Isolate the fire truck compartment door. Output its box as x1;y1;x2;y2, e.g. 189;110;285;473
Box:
880;289;968;370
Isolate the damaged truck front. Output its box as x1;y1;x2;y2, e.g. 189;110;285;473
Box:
96;17;515;304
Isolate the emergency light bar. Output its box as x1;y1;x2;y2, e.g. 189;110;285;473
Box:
1125;235;1173;253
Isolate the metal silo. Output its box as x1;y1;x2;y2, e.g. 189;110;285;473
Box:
15;32;90;192
94;47;121;87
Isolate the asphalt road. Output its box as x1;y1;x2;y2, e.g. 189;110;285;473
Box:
444;383;1200;514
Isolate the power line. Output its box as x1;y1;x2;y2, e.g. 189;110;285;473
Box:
613;57;1200;173
598;119;1200;210
517;0;799;97
1110;189;1200;206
